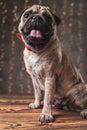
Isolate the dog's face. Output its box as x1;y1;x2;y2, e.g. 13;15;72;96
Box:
16;5;60;52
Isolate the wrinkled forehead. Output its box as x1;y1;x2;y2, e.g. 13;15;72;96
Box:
24;5;51;14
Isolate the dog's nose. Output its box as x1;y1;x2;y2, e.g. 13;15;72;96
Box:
31;15;43;28
32;15;42;22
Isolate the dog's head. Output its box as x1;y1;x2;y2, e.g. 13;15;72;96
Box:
16;5;61;52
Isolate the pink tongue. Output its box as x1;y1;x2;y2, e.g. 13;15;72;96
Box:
30;29;42;38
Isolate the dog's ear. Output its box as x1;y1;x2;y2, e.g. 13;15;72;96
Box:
15;6;30;21
52;13;61;26
46;7;61;26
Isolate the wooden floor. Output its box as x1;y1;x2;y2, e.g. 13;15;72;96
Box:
0;95;87;130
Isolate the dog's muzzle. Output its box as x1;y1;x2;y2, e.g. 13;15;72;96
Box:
21;14;53;51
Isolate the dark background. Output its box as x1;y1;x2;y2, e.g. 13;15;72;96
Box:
0;0;87;94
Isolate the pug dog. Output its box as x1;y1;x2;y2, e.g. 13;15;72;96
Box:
16;5;87;123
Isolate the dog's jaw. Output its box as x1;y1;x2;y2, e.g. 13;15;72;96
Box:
17;31;54;54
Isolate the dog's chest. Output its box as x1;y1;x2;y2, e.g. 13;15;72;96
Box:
24;51;40;71
24;49;45;89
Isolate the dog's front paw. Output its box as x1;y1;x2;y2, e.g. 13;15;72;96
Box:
29;102;40;109
80;109;87;119
39;113;54;123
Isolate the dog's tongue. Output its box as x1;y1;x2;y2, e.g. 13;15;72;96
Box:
30;29;42;38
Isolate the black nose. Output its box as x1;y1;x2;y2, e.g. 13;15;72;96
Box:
31;15;44;29
32;15;42;22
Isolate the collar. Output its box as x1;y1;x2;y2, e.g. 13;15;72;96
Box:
16;33;32;51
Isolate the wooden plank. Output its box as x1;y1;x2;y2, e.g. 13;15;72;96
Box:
0;121;87;130
0;95;87;130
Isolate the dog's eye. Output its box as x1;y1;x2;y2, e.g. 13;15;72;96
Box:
24;13;29;19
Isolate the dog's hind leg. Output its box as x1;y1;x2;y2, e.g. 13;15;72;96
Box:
80;109;87;119
79;84;87;119
65;83;87;119
54;98;81;112
54;98;72;111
